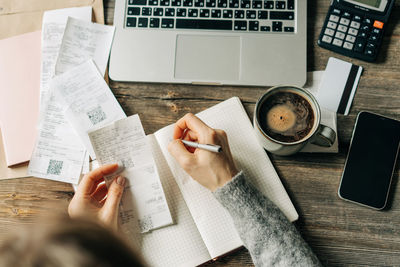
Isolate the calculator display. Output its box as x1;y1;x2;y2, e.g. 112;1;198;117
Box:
344;0;387;11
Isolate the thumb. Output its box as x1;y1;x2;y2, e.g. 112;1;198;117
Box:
102;176;125;227
168;139;195;168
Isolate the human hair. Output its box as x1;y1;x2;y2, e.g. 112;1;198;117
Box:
0;215;145;267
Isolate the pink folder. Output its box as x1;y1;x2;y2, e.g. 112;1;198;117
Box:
0;31;41;167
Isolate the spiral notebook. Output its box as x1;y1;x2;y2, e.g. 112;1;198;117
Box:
122;97;298;267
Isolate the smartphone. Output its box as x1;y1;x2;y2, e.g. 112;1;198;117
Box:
338;111;400;210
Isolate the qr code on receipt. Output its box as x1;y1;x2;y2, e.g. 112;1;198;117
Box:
87;106;106;125
47;160;63;175
139;215;154;233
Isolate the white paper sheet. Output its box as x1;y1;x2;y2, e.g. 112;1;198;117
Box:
88;115;173;233
28;7;92;184
55;17;115;76
53;60;126;159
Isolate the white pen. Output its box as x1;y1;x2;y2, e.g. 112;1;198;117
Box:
181;140;222;153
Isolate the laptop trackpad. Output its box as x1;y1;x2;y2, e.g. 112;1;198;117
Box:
174;35;240;81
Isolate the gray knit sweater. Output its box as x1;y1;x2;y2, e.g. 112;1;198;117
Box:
213;171;322;267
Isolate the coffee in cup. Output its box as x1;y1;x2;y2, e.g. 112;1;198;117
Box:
253;86;336;156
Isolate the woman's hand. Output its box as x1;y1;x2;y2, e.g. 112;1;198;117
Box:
168;113;239;192
68;164;125;230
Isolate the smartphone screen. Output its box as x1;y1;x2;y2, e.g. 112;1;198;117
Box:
338;111;400;209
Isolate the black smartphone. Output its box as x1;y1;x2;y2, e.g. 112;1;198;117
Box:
338;111;400;210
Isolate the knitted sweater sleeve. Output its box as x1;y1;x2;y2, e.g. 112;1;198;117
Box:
213;171;322;267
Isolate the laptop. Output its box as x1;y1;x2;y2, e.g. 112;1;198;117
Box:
109;0;307;86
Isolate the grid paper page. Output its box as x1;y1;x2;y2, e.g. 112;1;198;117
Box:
123;134;211;267
155;97;298;258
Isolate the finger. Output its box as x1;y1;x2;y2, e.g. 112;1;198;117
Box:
168;139;195;167
183;129;198;141
102;176;126;221
173;113;211;139
91;182;108;202
78;163;119;196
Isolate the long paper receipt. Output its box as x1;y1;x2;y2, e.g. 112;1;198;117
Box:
89;115;173;233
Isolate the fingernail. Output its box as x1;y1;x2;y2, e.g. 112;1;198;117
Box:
116;176;125;186
116;161;125;173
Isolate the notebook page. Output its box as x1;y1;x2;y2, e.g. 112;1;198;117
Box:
126;134;211;267
155;97;298;258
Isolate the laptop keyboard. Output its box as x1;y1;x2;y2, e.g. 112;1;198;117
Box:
125;0;296;32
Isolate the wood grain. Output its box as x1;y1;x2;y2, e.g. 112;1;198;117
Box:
0;0;399;266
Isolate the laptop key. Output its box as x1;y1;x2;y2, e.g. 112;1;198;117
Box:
142;7;152;15
171;0;182;5
148;0;158;5
241;0;251;8
264;1;274;9
272;21;282;31
150;18;160;27
138;17;148;27
284;26;294;32
223;9;233;18
252;0;262;8
161;18;174;28
234;10;244;18
217;0;227;8
246;10;256;19
177;8;187;16
287;0;294;10
183;0;193;6
154;8;163;16
127;7;141;15
258;10;267;19
261;26;271;31
275;1;285;9
129;0;147;5
165;8;175;16
211;9;222;18
229;0;239;8
194;0;204;6
176;19;232;30
200;9;210;17
206;0;216;7
234;20;247;31
126;17;137;27
160;0;170;5
270;11;294;20
188;9;198;16
249;21;259;31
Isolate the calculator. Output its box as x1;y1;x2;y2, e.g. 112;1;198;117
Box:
318;0;395;62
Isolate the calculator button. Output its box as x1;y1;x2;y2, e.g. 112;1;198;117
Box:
342;11;351;19
337;25;348;33
350;21;360;29
348;28;358;36
369;34;379;42
324;28;335;36
322;35;333;44
327;21;337;30
340;18;350;26
366;42;376;49
361;25;370;31
332;8;341;15
343;42;353;50
335;31;345;39
329;14;339;23
365;48;375;56
358;30;368;38
345;35;356;43
373;20;384;29
354;40;366;52
332;38;343;47
353;15;362;22
362;18;372;25
372;28;381;35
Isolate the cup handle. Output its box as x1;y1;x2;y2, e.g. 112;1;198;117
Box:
310;124;336;147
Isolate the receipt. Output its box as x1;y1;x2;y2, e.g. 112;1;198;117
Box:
53;60;126;159
88;115;173;233
55;17;115;76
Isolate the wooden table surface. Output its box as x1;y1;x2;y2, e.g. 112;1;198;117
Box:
1;0;399;266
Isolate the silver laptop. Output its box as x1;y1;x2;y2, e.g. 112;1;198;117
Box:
109;0;307;86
